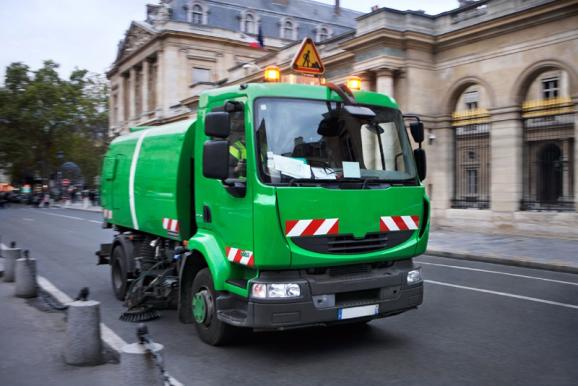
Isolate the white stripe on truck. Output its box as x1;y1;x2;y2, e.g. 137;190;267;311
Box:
129;130;148;230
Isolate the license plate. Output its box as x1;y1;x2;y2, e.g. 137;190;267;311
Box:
338;304;379;320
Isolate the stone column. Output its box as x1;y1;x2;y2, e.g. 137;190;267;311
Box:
489;107;524;213
142;60;150;118
376;68;394;98
128;68;136;122
431;116;454;213
118;75;126;126
155;50;164;117
359;71;375;92
574;101;578;211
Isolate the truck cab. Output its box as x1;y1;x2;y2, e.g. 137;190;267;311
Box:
185;82;429;344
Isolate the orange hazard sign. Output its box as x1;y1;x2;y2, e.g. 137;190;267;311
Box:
291;38;325;75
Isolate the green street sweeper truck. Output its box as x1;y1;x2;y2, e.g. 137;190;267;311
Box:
98;52;429;345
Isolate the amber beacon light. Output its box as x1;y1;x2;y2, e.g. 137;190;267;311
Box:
346;76;362;91
264;65;281;82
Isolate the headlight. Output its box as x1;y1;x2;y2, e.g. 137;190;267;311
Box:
251;283;301;299
407;268;423;285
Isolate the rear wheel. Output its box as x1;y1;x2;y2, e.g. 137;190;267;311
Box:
111;246;129;301
191;268;234;346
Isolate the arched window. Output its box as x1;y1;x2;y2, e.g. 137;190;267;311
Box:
245;14;256;34
451;84;491;209
317;26;330;42
520;68;574;211
282;20;294;39
192;4;203;24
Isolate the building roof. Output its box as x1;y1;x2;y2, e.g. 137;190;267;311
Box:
168;0;361;38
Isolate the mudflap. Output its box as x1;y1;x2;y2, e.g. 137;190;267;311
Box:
96;243;112;265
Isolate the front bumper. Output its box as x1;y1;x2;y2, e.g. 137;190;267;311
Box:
217;259;423;330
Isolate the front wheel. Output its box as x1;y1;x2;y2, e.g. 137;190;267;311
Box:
191;268;234;346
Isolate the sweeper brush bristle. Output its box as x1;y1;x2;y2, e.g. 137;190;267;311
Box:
119;306;160;323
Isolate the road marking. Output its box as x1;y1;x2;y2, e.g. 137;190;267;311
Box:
31;211;84;221
89;220;102;224
417;261;578;286
36;275;183;386
22;218;35;222
425;280;578;310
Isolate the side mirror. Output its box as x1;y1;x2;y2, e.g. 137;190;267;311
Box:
414;148;427;181
203;140;229;180
205;112;230;138
410;121;424;144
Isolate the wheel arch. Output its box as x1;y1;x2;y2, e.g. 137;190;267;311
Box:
178;231;231;323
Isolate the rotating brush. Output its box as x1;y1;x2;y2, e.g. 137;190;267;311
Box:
119;305;160;323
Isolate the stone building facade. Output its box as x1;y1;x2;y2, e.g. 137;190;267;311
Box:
107;0;359;134
109;0;578;238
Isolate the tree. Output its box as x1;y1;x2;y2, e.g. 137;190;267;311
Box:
0;60;109;187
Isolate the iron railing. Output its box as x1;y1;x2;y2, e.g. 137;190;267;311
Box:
451;109;491;209
521;98;575;211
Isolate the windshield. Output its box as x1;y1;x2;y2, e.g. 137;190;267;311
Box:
254;98;416;184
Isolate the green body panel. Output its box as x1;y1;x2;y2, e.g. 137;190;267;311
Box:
275;186;426;268
101;82;429;298
101;119;195;240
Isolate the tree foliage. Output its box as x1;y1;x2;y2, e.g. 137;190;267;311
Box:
0;60;109;187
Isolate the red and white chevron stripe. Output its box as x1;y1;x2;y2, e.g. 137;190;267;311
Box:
162;218;180;233
103;209;113;219
225;247;254;267
285;218;339;237
380;216;420;232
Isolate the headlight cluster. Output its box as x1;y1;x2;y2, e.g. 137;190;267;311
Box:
406;268;423;285
251;283;301;299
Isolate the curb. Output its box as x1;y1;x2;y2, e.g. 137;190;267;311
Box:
427;249;578;275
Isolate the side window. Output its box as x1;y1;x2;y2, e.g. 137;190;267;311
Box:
228;111;246;179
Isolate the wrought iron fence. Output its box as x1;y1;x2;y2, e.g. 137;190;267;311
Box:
521;98;575;211
451;109;491;209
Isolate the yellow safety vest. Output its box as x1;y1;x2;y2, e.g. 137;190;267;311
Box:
230;140;246;161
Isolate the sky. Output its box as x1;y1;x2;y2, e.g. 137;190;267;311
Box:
0;0;458;81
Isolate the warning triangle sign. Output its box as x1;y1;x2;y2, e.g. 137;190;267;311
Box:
291;38;325;75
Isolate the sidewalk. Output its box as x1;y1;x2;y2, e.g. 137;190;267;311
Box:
0;276;121;386
427;229;578;274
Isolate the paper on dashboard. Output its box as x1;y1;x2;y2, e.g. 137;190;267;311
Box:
273;155;311;179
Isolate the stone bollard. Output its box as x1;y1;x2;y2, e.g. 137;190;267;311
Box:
14;251;37;298
2;244;21;283
64;296;103;365
121;342;165;386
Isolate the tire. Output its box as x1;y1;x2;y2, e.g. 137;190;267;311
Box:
191;268;234;346
111;245;129;301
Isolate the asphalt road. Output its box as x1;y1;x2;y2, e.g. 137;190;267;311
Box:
1;205;577;386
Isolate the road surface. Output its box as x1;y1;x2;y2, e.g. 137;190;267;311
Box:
1;206;577;386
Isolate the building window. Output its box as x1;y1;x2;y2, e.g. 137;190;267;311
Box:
192;67;211;83
451;124;491;209
316;26;330;42
464;91;479;110
244;13;256;34
192;5;203;24
521;106;575;211
282;20;295;39
542;77;559;99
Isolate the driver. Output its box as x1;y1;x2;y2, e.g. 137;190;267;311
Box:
229;111;246;178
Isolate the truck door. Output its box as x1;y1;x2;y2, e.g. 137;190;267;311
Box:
198;99;255;268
